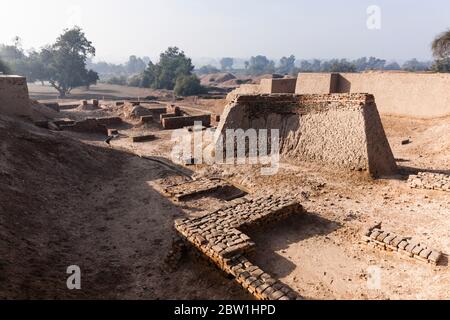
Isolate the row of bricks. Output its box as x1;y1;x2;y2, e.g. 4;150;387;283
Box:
363;227;442;265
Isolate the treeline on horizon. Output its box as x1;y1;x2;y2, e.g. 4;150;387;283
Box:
196;55;446;76
1;27;449;97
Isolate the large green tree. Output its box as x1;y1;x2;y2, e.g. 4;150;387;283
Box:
277;55;296;74
145;47;195;90
174;74;205;96
0;41;29;77
126;55;147;74
0;58;9;74
432;29;450;73
246;55;275;75
432;29;450;59
431;58;450;73
45;27;97;97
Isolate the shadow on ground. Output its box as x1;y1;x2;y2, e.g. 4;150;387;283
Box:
246;212;342;279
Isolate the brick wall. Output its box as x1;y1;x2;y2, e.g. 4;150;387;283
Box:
162;114;211;130
0;76;31;117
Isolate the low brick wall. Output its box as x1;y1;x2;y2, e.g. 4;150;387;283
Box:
160;113;178;122
96;117;122;126
166;104;182;116
162;114;211;130
60;119;108;135
260;78;297;94
363;225;443;265
175;195;302;300
150;107;167;121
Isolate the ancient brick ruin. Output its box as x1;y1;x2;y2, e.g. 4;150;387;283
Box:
0;75;31;117
58;117;122;135
162;114;211;130
174;195;302;300
408;172;450;192
227;78;297;101
363;225;443;265
216;93;398;177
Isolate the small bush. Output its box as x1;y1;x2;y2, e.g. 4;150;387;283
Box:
174;75;205;96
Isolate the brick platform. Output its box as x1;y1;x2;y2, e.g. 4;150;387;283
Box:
408;172;450;192
96;116;123;126
362;225;443;265
175;195;303;300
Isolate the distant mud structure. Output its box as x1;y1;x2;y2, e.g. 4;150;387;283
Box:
215;93;398;178
0;76;31;117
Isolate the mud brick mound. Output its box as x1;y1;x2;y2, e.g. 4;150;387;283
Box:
215;93;397;177
0;75;31;117
362;225;443;265
408;172;450;192
175;195;303;300
60;118;108;135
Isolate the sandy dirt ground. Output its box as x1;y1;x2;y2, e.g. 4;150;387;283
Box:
1;87;449;300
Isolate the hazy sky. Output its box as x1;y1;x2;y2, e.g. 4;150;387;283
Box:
1;0;449;64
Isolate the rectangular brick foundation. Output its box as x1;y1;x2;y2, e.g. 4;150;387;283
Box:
162;115;211;130
175;195;302;300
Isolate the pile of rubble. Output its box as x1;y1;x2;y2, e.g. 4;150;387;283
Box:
408;172;450;192
362;225;443;265
174;195;303;300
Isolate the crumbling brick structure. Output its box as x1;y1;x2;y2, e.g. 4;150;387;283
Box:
215;93;398;177
162;114;211;130
60;118;108;135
